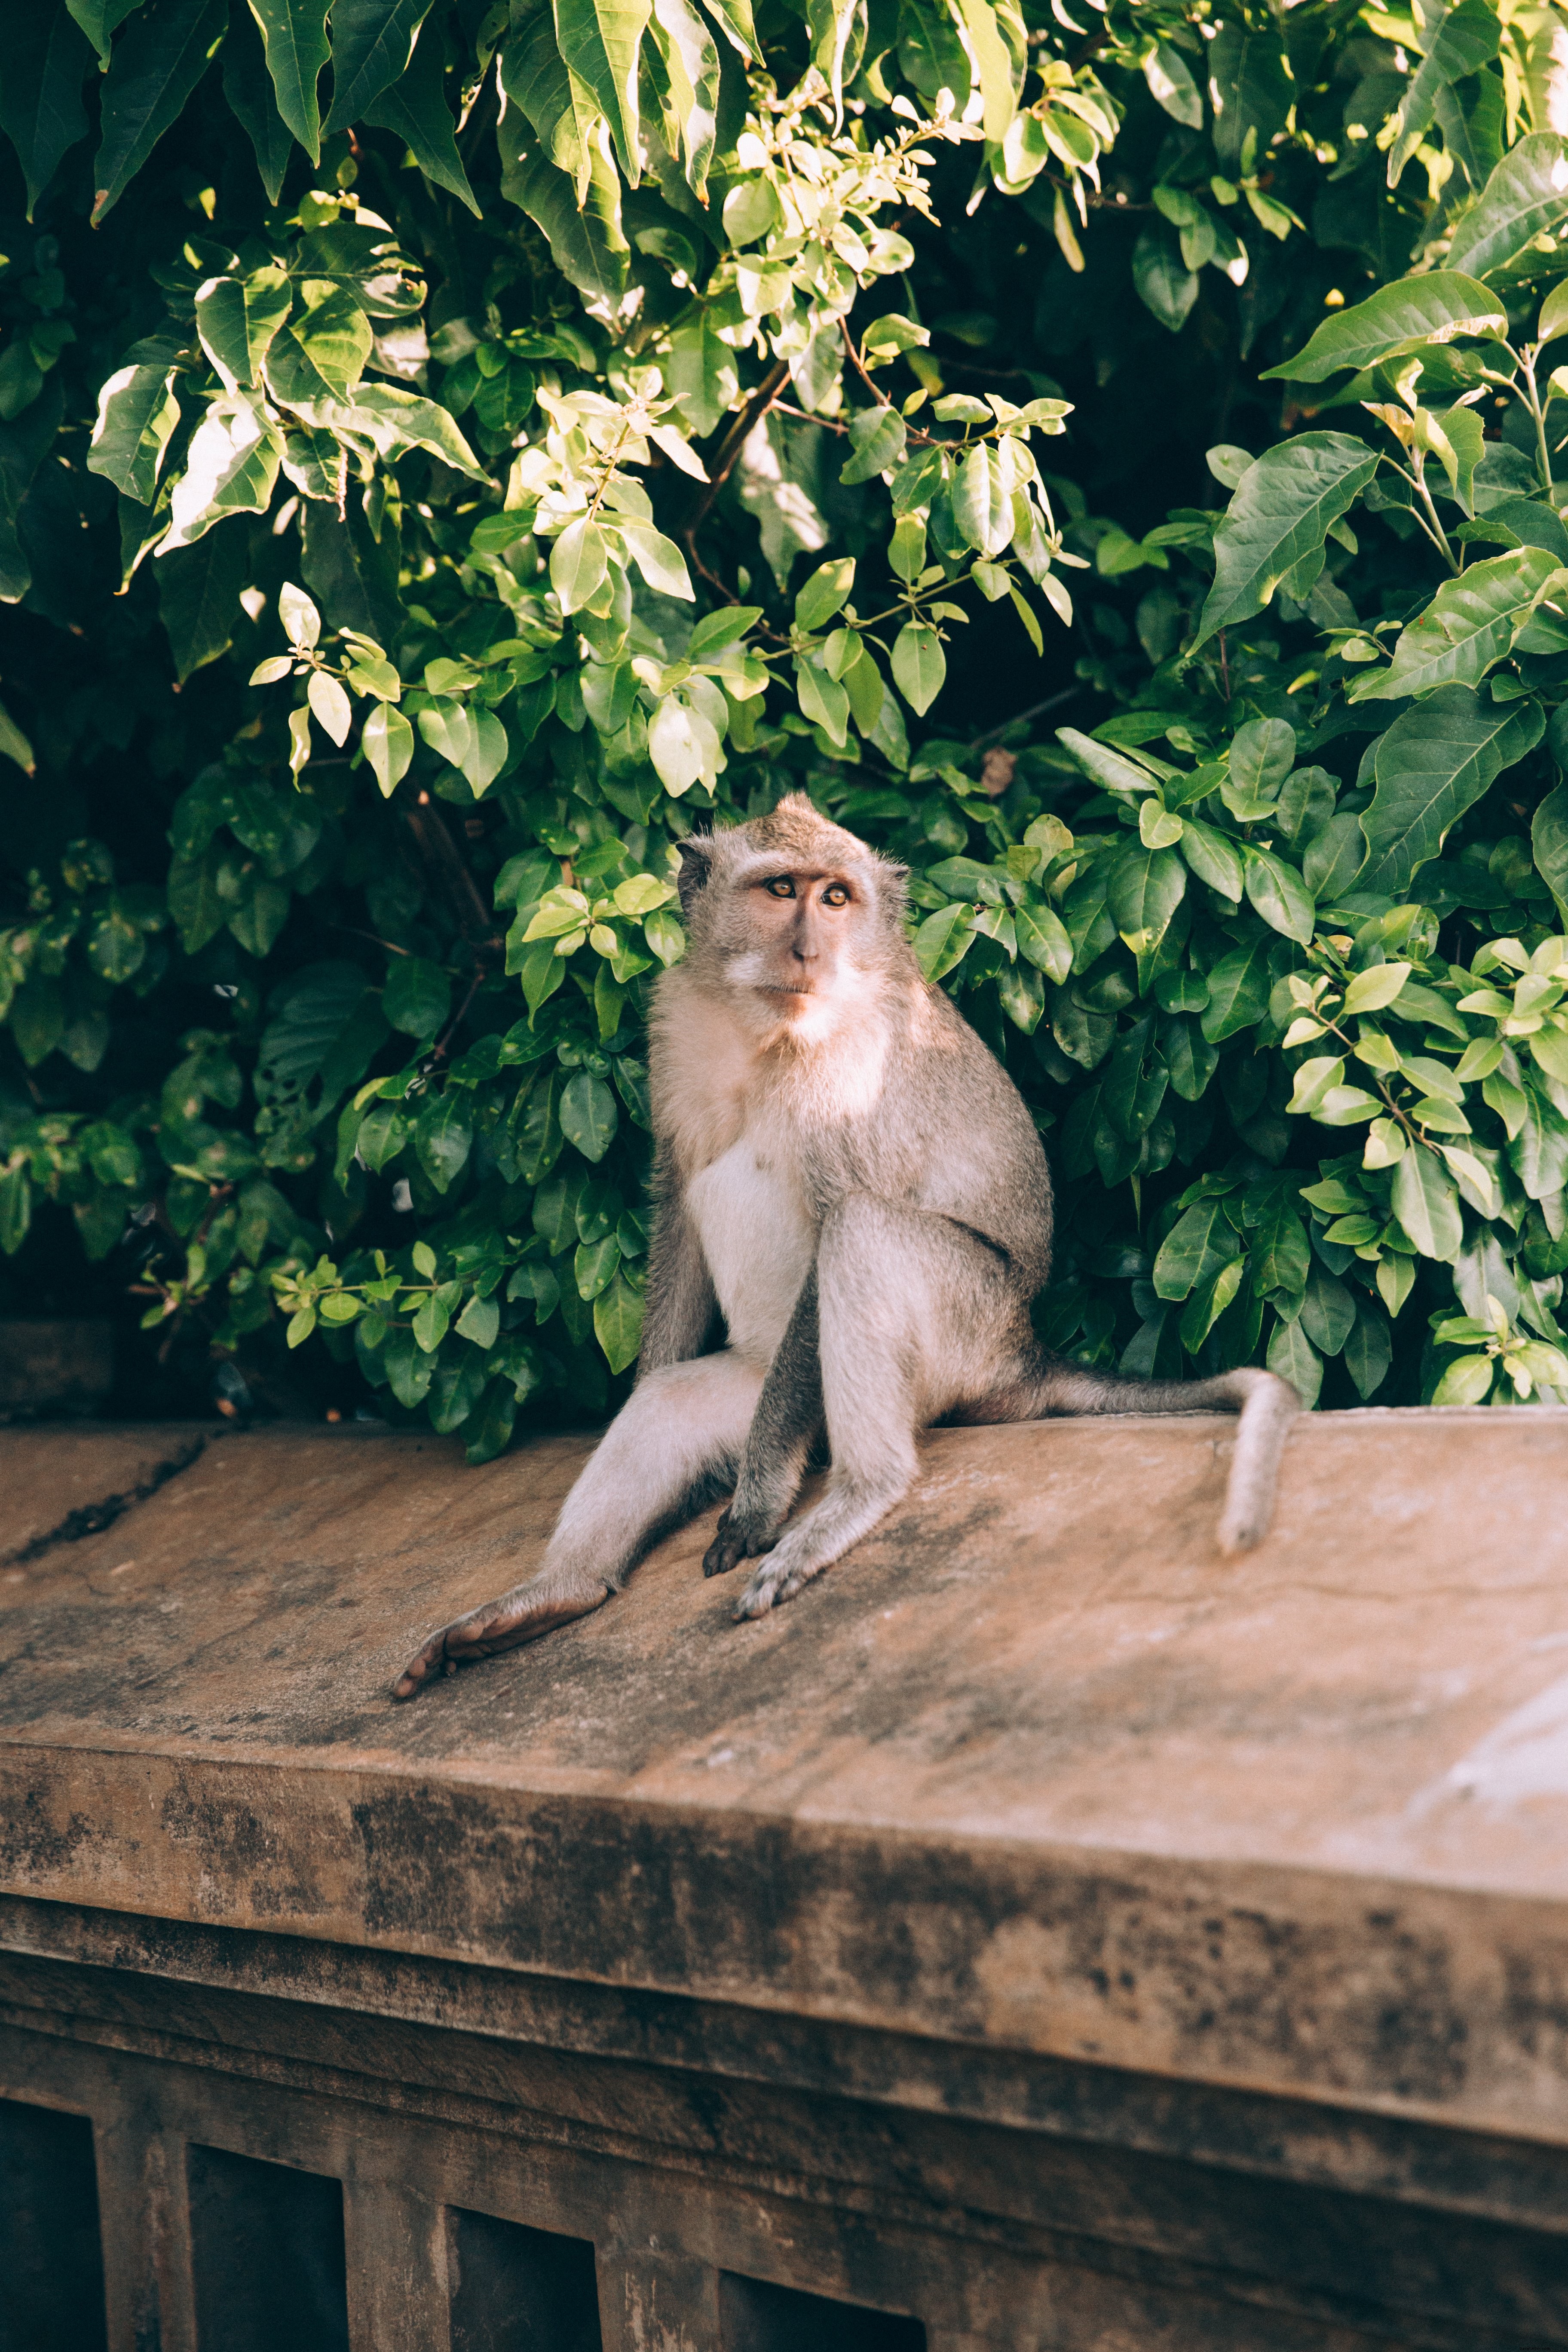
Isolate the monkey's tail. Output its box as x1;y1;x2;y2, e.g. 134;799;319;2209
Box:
969;1356;1302;1554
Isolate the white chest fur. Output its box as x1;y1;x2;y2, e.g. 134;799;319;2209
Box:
686;1133;815;1369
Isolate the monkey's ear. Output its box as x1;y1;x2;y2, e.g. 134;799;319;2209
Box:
676;837;714;917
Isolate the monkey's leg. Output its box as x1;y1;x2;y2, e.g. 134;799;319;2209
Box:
392;1351;764;1698
733;1203;1010;1621
703;1273;822;1579
1016;1360;1302;1553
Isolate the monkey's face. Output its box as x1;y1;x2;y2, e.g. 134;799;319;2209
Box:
717;861;880;1029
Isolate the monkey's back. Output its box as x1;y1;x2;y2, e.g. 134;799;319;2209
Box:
862;979;1054;1295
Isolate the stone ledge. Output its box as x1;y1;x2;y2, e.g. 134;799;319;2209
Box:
3;1410;1567;2142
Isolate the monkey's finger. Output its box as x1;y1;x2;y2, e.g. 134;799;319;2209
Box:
702;1530;748;1578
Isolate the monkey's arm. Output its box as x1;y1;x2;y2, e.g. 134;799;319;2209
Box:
637;1146;720;1377
703;1270;823;1578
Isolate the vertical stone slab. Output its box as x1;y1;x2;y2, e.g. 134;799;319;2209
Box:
343;2177;452;2352
597;2249;723;2352
95;2120;197;2352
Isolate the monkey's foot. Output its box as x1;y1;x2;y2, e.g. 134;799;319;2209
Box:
732;1540;819;1620
701;1505;778;1579
390;1577;609;1700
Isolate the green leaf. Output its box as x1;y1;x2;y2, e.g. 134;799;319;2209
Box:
1243;845;1315;944
157;519;247;683
840;406;907;487
1532;780;1568;927
913;902;976;982
363;17;479;213
322;0;434;133
951;443;1012;556
497;92;630;305
64;0;141;65
159;398;283;548
1206;14;1292;173
1344;1297;1393;1397
364;703;414;796
1014;899;1072;983
1179;815;1245;901
560;1070;619;1162
796;556;855;629
1299;1262;1355;1355
550;518;610;613
1267;1314;1322;1408
648;0;720;197
1510;1082;1568;1200
221;3;295;201
1391;1145;1463;1259
416;1092;473;1192
1447;131;1568;281
328;385;487;481
0;0;92;220
196;265;291;390
1108;843;1185;943
594;1269;645;1372
383;955;450;1039
1200;939;1274;1042
1263;271;1506;383
1130;225;1197;336
1388;0;1501;186
1361;686;1545;894
1153;1197;1240;1301
464;1379;518;1464
1143;40;1202;129
245;0;328;160
1194;434;1380;647
554;0;651;182
1431;1351;1494;1406
87;358;181;503
92;0;228;223
1182;1256;1245;1352
891;622;945;716
1230;716;1295;799
1350;549;1559;700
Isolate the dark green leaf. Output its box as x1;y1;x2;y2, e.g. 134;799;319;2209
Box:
383;955;451;1039
364;17;479;213
1447;131;1568;281
1361;687;1545;894
1195;434;1380;646
323;0;433;132
221;0;294;201
1200;939;1274;1041
0;0;92;220
1263;270;1506;383
157;519;246;684
92;0;229;223
415;1091;473;1192
560;1069;619;1161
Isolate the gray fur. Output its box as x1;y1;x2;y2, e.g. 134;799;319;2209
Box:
390;795;1299;1699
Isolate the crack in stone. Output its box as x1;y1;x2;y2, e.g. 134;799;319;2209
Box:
3;1433;208;1566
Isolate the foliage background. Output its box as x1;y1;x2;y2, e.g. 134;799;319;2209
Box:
6;0;1568;1453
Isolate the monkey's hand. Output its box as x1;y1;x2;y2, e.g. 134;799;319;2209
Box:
390;1574;609;1700
702;1504;778;1580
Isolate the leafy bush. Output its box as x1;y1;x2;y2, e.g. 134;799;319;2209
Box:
5;0;1568;1449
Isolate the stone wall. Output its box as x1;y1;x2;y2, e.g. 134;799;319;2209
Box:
2;1410;1566;2347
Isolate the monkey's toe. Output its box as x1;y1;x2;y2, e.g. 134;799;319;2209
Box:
389;1583;610;1699
703;1532;746;1577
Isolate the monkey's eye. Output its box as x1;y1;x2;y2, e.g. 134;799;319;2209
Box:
821;883;851;907
764;877;796;899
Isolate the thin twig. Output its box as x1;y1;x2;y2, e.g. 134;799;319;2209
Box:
684;358;792;539
970;683;1082;751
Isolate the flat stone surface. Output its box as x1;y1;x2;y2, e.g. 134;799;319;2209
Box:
3;1410;1568;2141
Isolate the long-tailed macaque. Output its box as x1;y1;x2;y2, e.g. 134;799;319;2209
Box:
391;796;1299;1700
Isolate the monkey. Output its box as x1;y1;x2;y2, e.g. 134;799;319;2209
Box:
391;794;1300;1700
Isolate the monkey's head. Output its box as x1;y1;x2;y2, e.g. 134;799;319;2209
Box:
675;795;910;1035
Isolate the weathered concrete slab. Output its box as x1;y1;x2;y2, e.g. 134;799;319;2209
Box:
3;1409;1568;2149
